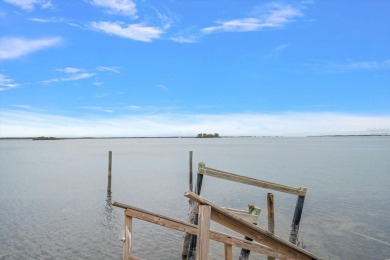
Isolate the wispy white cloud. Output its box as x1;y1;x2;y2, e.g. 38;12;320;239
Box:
12;104;31;109
339;59;390;71
90;21;164;42
0;37;62;60
89;0;137;18
95;66;120;73
29;17;65;23
1;110;390;137
202;3;302;34
170;35;198;43
158;84;167;91
42;72;95;84
312;59;390;73
0;73;20;91
81;106;113;113
41;66;119;85
3;0;52;11
55;67;85;74
264;43;290;59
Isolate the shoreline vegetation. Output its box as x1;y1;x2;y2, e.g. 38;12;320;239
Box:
32;136;63;141
0;134;389;140
196;133;220;138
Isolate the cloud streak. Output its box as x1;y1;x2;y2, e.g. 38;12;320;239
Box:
89;0;137;18
1;110;389;137
90;21;164;42
339;59;390;71
202;3;302;34
3;0;52;11
0;73;20;91
0;37;62;60
41;66;119;85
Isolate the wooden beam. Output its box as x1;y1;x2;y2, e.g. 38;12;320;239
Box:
184;192;321;260
201;167;307;196
113;201;291;259
196;205;211;260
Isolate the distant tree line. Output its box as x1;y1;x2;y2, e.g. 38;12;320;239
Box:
196;133;220;138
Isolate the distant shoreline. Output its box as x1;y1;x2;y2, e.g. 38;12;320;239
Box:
0;134;389;140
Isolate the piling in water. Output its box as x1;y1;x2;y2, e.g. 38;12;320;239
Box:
182;151;194;260
289;194;305;244
107;151;112;193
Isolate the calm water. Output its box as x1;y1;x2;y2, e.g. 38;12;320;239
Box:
0;137;389;260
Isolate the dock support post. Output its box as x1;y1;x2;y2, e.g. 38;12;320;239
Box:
238;205;261;260
267;193;275;260
123;213;132;260
107;151;112;193
196;205;211;260
189;151;193;192
188;162;205;260
289;193;306;245
224;244;233;260
182;151;194;259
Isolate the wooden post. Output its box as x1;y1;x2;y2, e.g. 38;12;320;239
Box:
123;212;133;260
189;151;193;192
239;205;261;260
267;193;275;260
289;194;305;245
182;151;194;259
188;162;206;260
107;151;112;193
196;205;211;260
224;244;233;260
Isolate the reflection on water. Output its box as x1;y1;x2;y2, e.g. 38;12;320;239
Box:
101;191;116;232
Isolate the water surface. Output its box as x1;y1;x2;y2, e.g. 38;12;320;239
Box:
0;137;389;259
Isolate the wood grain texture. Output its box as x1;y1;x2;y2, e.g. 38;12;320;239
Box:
196;205;211;260
202;167;307;196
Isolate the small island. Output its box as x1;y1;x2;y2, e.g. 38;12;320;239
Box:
32;136;63;140
196;133;220;138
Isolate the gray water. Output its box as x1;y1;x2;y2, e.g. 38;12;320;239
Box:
0;137;389;260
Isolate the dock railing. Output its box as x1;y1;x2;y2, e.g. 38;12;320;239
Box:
185;162;308;259
113;192;321;260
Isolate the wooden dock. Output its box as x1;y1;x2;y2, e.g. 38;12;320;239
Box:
111;152;321;259
113;192;321;260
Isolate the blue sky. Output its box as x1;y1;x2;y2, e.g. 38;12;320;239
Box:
0;0;389;137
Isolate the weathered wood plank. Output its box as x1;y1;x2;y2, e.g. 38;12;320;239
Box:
202;167;307;196
224;244;233;260
184;192;321;260
196;205;211;260
113;201;292;259
224;207;260;224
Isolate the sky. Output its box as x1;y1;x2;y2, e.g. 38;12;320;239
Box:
0;0;390;137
